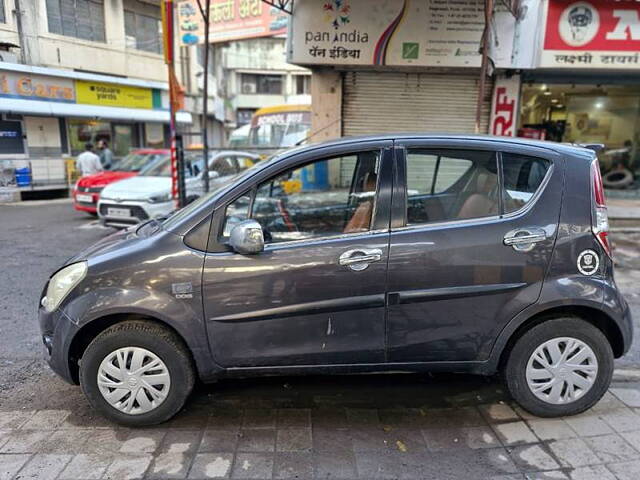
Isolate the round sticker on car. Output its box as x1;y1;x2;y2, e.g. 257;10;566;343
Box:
577;249;599;276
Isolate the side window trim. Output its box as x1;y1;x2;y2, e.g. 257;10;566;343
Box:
497;151;505;216
430;155;441;195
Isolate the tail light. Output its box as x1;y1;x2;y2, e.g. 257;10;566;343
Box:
591;159;611;258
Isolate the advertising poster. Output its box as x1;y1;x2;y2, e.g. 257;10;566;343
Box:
75;81;154;109
541;0;640;69
177;0;288;46
290;0;515;68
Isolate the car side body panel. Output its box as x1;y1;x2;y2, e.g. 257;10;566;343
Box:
39;135;633;386
40;230;221;384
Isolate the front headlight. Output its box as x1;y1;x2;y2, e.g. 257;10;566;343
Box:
148;192;172;203
42;262;87;313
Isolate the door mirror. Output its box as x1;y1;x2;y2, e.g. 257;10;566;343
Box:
208;170;220;179
229;219;264;254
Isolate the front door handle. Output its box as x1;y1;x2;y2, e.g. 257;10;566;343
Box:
504;227;547;252
339;248;383;271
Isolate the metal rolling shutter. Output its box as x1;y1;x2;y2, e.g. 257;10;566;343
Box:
342;71;493;137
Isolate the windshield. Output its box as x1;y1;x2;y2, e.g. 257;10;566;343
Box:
139;156;172;177
115;151;168;172
249;110;311;148
161;157;271;230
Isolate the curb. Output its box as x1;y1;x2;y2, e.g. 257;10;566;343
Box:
613;368;640;382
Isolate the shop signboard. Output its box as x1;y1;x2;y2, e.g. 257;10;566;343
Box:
289;0;515;67
541;0;640;69
76;81;154;109
490;75;520;137
0;71;75;102
177;0;288;46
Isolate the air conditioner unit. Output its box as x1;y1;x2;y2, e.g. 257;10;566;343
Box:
242;83;256;94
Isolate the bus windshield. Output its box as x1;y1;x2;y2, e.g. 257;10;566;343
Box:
249;107;311;149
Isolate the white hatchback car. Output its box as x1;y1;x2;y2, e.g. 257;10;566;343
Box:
98;150;260;228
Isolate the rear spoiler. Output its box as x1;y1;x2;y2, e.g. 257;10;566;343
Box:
569;143;605;153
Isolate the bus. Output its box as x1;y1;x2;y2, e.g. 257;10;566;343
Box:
247;104;311;150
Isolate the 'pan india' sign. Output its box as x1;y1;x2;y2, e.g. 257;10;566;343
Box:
289;0;515;68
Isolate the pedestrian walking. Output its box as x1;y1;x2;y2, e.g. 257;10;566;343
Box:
97;139;113;170
76;143;103;176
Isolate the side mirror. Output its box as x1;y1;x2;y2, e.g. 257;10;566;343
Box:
208;170;220;179
229;219;264;254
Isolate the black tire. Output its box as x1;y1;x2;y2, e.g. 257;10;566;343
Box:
504;317;613;418
79;320;195;427
603;169;633;189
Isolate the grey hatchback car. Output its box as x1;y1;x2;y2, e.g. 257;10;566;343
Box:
39;135;633;426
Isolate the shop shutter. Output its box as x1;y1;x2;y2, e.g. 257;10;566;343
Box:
342;71;493;137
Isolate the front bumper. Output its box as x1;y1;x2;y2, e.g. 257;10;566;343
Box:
72;190;100;213
39;306;80;385
98;199;172;228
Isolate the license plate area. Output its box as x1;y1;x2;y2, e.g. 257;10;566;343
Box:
107;207;131;217
76;194;93;203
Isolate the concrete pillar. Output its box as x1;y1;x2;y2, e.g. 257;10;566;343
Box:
310;69;342;142
105;0;125;49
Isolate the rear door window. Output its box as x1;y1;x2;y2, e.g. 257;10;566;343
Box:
501;153;551;214
405;149;498;225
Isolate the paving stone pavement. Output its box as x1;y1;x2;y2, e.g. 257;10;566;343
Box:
1;377;640;480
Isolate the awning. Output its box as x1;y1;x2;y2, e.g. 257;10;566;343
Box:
0;98;192;124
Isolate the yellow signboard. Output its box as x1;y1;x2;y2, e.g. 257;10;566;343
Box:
76;80;153;109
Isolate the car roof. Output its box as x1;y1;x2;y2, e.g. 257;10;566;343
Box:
209;150;261;159
285;134;596;161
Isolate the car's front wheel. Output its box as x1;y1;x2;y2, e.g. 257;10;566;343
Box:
504;317;613;417
79;320;195;426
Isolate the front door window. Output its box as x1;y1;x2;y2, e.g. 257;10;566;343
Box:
222;151;381;244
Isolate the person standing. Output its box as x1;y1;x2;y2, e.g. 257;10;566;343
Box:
97;139;113;170
76;143;103;176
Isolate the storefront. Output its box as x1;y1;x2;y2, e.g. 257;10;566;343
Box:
288;0;516;138
0;64;192;188
517;0;640;190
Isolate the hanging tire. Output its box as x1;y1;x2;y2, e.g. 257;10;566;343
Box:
602;169;633;189
79;320;195;427
504;318;613;418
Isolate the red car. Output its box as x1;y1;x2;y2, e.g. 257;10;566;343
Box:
73;149;169;214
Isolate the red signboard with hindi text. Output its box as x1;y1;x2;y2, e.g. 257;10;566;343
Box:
541;0;640;69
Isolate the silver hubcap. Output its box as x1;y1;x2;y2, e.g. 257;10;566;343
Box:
97;347;171;415
526;337;598;405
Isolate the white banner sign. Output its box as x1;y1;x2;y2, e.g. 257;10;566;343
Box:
290;0;515;68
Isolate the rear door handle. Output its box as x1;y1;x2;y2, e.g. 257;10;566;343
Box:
339;248;383;271
504;228;547;252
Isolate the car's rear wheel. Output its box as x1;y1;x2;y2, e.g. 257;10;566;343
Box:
79;320;195;426
504;318;613;417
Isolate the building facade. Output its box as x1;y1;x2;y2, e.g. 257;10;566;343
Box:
289;0;640;192
220;37;310;130
0;0;214;194
287;0;519;143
